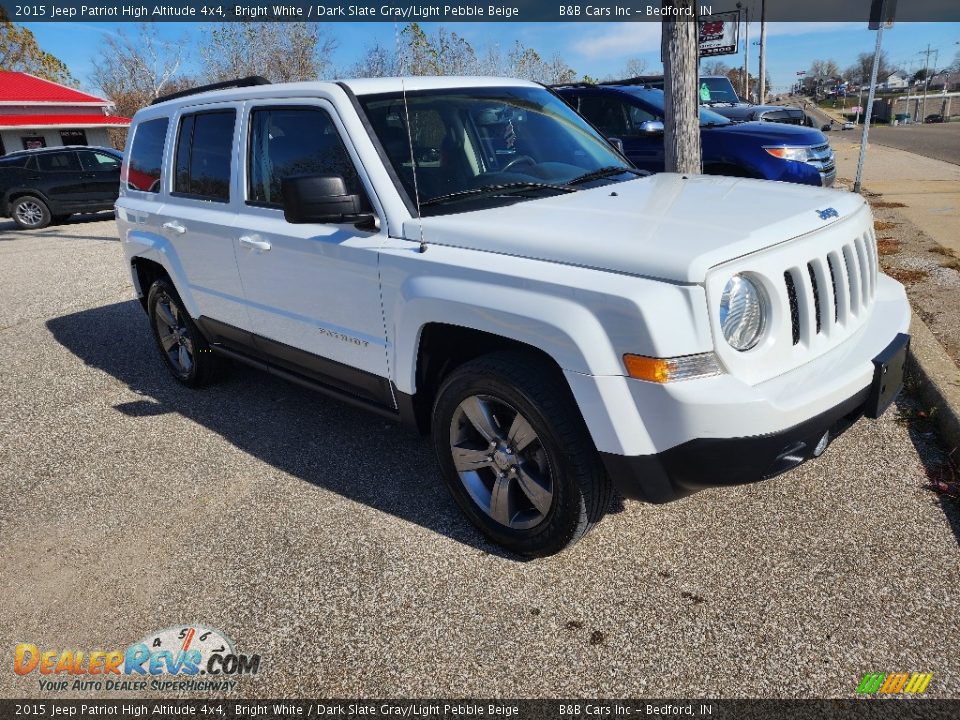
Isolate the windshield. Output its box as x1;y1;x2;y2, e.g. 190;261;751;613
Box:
357;86;634;215
619;88;732;127
698;77;741;104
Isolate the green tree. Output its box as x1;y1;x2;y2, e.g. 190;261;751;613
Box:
0;9;74;85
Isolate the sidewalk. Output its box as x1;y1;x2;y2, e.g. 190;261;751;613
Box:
831;138;960;255
828;135;960;457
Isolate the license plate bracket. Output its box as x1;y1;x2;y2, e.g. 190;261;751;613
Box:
866;333;910;419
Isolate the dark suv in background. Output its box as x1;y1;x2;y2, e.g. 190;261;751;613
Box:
0;146;122;229
626;75;810;126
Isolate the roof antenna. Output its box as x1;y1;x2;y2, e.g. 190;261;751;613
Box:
401;77;427;253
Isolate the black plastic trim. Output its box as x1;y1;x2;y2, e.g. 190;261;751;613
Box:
336;81;420;218
195;316;395;411
600;385;873;504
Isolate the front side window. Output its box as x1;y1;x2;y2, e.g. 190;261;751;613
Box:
37;152;80;173
174;110;236;202
358;85;633;216
247;107;363;207
127;117;168;193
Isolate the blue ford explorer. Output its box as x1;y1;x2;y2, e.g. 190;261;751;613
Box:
556;83;836;187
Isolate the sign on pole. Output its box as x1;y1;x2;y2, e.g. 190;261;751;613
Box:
868;0;897;29
699;11;740;57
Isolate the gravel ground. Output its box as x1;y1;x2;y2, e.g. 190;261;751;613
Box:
1;215;958;699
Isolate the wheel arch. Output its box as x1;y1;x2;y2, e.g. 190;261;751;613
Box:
401;323;574;435
130;257;172;312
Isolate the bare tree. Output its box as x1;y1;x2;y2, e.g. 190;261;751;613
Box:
846;50;891;86
662;2;701;174
621;57;648;78
92;25;187;116
199;23;336;83
0;9;74;85
348;43;400;78
506;42;576;84
809;59;841;79
433;27;477;76
702;60;730;77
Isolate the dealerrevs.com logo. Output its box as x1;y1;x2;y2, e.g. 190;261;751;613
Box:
14;625;261;693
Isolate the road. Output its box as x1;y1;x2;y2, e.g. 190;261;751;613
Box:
786;97;960;166
1;216;959;699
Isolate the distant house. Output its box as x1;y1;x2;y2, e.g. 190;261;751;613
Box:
929;71;960;93
0;71;130;156
880;72;909;91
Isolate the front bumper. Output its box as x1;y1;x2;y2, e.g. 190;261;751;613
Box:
600;383;869;504
599;328;910;504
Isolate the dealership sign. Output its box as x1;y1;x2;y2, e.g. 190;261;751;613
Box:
699;11;740;57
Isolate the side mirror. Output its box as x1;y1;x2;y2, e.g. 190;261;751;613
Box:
638;120;665;134
607;137;625;153
281;174;375;227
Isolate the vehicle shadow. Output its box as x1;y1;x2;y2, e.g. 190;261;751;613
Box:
895;389;960;548
0;212;117;239
47;300;623;558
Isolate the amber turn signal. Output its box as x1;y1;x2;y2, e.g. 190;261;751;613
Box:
623;353;723;383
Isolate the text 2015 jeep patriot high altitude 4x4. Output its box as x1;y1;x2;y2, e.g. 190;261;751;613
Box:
117;76;911;556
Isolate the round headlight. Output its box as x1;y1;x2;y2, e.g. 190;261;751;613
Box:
719;274;766;351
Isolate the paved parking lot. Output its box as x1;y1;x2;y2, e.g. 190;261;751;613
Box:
1;216;959;698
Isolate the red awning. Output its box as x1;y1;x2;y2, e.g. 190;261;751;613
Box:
0;114;131;129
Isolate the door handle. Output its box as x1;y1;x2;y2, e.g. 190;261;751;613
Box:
162;221;186;235
239;236;271;252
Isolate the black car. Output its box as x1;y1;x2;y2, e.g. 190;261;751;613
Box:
924;114;945;124
0;146;121;229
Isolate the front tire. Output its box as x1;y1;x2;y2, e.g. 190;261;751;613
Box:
146;279;222;388
12;196;51;229
431;352;611;557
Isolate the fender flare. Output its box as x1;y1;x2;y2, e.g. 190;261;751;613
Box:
391;275;624;396
125;230;199;318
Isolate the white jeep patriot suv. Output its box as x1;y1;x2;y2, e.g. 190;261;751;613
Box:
117;76;911;556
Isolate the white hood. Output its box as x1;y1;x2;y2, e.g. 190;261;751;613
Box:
404;173;868;284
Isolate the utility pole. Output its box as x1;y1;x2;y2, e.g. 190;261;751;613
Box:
854;1;887;194
918;45;938;121
758;0;767;104
743;4;750;99
662;0;702;174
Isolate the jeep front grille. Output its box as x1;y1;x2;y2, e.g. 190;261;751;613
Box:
783;231;877;346
705;205;880;386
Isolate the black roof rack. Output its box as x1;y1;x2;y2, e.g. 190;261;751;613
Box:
599;75;663;87
547;81;596;89
151;76;271;106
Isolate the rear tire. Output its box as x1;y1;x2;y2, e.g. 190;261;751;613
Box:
146;279;222;388
11;196;51;229
431;351;611;557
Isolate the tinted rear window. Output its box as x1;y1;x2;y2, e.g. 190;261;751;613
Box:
0;155;31;169
128;118;169;193
174;110;235;202
37;152;80;172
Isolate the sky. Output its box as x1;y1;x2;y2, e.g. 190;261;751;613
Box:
23;20;960;96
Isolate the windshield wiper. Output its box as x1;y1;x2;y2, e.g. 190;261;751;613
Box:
566;166;646;186
420;182;575;208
